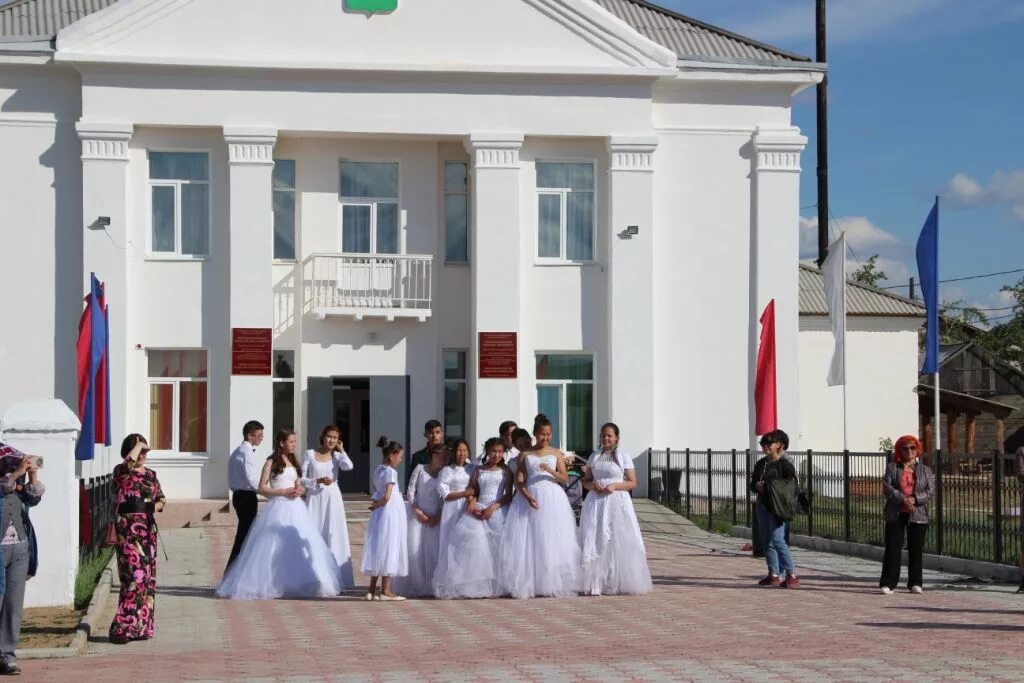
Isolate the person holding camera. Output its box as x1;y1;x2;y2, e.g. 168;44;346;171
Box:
109;434;166;645
0;445;44;676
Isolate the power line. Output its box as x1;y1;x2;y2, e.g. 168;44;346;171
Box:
878;267;1024;290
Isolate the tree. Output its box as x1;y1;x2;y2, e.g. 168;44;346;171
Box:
851;254;887;288
940;299;988;344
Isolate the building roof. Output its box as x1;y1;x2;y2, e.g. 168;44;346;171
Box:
0;0;114;41
2;0;812;67
799;264;926;317
593;0;811;66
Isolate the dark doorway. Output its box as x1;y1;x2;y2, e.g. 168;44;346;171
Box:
333;378;371;494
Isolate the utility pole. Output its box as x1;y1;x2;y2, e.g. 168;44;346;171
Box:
815;0;829;267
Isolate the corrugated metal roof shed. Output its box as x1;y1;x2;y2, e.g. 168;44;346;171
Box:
2;0;812;67
799;265;926;317
0;0;115;40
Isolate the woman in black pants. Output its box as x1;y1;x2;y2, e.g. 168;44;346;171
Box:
879;435;934;595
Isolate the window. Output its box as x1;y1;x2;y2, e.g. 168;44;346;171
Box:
340;161;399;254
148;152;210;257
444;162;469;263
273;350;295;435
273;160;296;260
536;353;593;454
536;162;594;262
147;350;208;453
443;350;468;438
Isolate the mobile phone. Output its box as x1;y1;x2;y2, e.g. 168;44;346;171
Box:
33;456;44;468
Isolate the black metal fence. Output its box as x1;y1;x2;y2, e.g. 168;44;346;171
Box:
647;448;1023;567
79;474;114;562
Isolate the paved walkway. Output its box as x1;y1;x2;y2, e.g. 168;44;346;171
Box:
28;500;1023;682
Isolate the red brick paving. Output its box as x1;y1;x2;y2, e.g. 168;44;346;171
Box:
25;513;1024;682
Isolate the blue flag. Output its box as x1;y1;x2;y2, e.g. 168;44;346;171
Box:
916;199;939;374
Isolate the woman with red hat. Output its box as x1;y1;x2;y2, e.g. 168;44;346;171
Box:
879;435;935;595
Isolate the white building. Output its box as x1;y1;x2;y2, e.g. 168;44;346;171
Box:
0;0;825;498
797;265;925;453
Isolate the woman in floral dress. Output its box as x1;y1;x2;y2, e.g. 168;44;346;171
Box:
109;434;166;644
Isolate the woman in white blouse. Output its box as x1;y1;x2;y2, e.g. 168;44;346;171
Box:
300;425;355;590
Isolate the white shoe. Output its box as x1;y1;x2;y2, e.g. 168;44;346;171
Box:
910;585;924;594
880;586;893;595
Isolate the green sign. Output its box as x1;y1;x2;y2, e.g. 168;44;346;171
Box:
345;0;398;13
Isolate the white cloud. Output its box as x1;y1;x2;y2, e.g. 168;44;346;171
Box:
944;170;1024;221
799;214;912;287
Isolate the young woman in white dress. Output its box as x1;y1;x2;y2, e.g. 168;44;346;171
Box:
435;439;473;558
434;438;514;598
300;425;355;590
580;423;653;596
361;436;408;601
499;417;581;598
393;445;446;598
216;429;342;600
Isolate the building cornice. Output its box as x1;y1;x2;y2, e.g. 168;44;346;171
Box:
76;121;133;161
608;135;657;172
464;133;524;170
753;127;807;173
224;127;277;166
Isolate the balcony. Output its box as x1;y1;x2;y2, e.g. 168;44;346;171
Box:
305;253;433;322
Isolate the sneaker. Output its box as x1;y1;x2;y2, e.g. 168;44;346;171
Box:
1016;579;1024;594
880;586;893;595
758;574;781;587
0;661;21;676
781;575;801;589
910;585;924;594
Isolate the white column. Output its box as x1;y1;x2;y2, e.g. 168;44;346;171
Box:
607;137;657;495
224;128;276;475
77;122;133;478
1;400;81;608
464;133;524;449
752;127;807;448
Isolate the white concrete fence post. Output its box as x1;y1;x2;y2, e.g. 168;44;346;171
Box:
0;399;81;608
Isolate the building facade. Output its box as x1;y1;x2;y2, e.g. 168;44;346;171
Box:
0;0;823;497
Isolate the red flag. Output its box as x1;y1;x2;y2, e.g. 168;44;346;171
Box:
76;293;94;421
755;300;778;435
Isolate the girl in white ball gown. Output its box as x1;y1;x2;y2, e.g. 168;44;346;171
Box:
499;416;581;598
362;436;408;601
300;425;355;590
580;423;653;596
216;429;342;600
393;445;446;597
432;439;473;587
434;438;514;598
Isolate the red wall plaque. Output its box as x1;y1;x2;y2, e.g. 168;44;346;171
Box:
232;328;272;376
479;332;517;379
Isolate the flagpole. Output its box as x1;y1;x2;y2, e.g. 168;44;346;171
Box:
933;196;941;453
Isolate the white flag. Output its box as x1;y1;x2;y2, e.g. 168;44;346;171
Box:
822;233;847;386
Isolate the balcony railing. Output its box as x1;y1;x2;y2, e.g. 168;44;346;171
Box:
305;252;433;321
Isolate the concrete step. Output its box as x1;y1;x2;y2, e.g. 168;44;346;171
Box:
162;499;229;529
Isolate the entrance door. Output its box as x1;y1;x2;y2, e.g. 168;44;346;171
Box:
333;380;371;494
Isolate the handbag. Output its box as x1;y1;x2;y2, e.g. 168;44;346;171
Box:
102;521;119;547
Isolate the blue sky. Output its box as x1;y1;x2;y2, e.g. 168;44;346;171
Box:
656;0;1024;317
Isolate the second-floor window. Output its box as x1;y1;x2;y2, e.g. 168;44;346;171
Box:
444;162;469;263
273;160;296;260
536;162;594;262
148;151;210;257
340;161;399;254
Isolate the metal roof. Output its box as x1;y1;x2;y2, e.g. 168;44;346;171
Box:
799;265;926;317
593;0;811;65
2;0;811;67
0;0;114;40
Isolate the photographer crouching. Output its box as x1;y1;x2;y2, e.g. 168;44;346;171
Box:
0;445;44;676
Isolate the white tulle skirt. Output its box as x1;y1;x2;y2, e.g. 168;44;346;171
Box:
361;494;408;577
434;507;507;599
305;484;355;589
393;504;439;597
499;481;581;599
579;490;653;596
216;496;343;600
